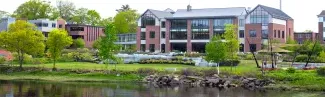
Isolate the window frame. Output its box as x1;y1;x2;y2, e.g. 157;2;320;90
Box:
150;31;155;38
249;30;257;37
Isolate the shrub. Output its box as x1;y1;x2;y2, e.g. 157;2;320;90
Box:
244;53;254;60
137;68;157;75
295;55;308;62
32;58;50;65
317;67;325;76
286;68;296;73
201;68;219;76
0;56;6;65
12;53;33;64
219;60;240;66
71;38;85;48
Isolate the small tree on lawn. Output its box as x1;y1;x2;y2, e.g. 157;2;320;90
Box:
98;23;121;70
72;38;85;48
205;35;226;66
224;24;239;70
0;20;45;69
47;29;73;70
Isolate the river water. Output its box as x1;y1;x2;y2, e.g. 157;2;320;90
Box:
0;80;324;97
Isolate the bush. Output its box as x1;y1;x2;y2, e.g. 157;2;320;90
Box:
201;68;219;76
0;56;6;64
244;53;254;60
12;53;33;64
317;67;325;76
137;68;157;75
71;38;85;48
219;60;240;66
286;68;296;73
139;59;195;66
32;58;50;65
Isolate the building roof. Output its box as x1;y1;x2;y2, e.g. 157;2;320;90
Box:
294;32;316;34
254;5;292;20
147;9;173;19
318;10;325;17
167;7;247;19
66;24;104;28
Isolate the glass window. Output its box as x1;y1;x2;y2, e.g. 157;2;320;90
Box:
59;24;63;28
298;34;302;38
161;31;165;38
52;23;56;28
278;30;280;38
42;23;48;27
282;31;285;39
140;44;146;52
170;20;187;29
239;30;244;38
213;18;233;29
140;32;146;40
150;31;155;38
70;27;84;31
170;20;187;40
249;30;256;37
249;44;257;52
141;11;156;28
262;30;268;39
192;19;209;39
149;44;155;52
161;21;166;28
239;44;244;52
306;34;311;38
274;30;276;38
249;6;269;25
239;19;245;27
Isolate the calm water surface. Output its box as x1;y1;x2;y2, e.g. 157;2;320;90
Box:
0;80;324;97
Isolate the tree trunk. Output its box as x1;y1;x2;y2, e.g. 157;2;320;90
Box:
18;50;24;70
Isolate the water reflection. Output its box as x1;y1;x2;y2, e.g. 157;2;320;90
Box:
0;80;323;97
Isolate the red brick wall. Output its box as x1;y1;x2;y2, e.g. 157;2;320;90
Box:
209;19;214;39
166;20;171;52
57;19;66;29
286;20;294;40
245;24;262;52
145;26;160;51
136;27;141;51
66;25;104;48
269;23;286;43
187;20;192;52
319;22;324;43
294;33;317;43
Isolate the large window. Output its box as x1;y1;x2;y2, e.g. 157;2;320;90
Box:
150;31;155;38
52;23;56;28
70;27;84;31
161;31;165;38
239;19;245;27
249;30;256;37
306;34;311;38
250;6;269;26
42;23;48;27
140;32;146;40
149;44;155;52
140;44;146;52
213;18;233;36
278;30;280;38
192;19;209;39
141;11;156;28
282;31;285;39
161;21;166;28
249;44;257;52
262;30;268;39
170;20;187;40
239;30;244;38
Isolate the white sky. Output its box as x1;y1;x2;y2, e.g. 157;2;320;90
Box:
0;0;324;32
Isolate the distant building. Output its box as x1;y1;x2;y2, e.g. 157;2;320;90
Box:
28;19;66;37
318;10;325;43
65;24;104;48
0;17;16;32
294;32;318;44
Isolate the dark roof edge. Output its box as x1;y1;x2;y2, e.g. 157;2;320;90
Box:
66;24;104;28
165;16;239;19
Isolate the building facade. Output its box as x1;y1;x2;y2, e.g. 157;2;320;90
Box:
318;11;325;43
137;4;294;53
294;32;318;44
65;24;104;48
0;17;15;32
29;19;59;37
116;33;137;51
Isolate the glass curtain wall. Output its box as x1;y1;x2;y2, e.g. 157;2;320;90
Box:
191;19;209;39
141;11;156;28
213;19;233;37
170;20;187;40
250;7;269;26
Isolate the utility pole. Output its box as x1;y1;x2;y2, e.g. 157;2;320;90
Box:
280;0;282;10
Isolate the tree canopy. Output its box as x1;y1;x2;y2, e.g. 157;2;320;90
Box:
47;29;73;70
0;20;45;68
13;0;56;20
205;35;226;63
224;24;239;60
56;0;76;22
98;23;120;63
113;5;139;33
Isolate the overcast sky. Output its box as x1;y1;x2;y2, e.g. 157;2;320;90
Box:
0;0;324;32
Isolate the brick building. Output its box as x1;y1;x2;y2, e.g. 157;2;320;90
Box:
65;24;105;48
318;10;325;43
137;4;294;53
294;32;318;44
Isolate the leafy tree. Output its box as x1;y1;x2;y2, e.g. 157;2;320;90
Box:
286;37;297;44
72;38;85;48
92;38;102;49
72;8;89;24
224;24;239;69
98;23;120;67
47;29;73;70
86;10;101;26
205;35;226;63
0;10;10;18
56;0;76;22
116;4;131;12
0;20;45;69
13;0;56;20
98;17;113;27
114;5;139;33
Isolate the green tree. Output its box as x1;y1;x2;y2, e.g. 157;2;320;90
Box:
98;17;113;27
113;5;139;33
205;35;226;63
0;20;45;69
224;24;239;69
86;10;101;26
72;38;85;48
72;8;89;24
0;10;10;18
116;4;131;12
286;37;297;44
98;23;120;68
13;0;56;20
92;38;102;49
56;0;76;22
47;29;73;70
